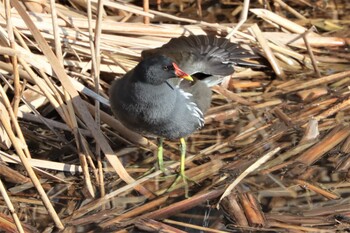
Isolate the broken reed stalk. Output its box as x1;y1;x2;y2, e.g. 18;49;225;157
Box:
163;219;228;233
0;179;24;233
249;23;285;79
282;70;350;93
293;179;339;200
86;0;105;199
225;0;250;38
49;0;63;64
146;189;224;220
220;192;249;227
250;8;309;34
5;0;21;118
88;0;105;197
77;133;96;198
143;0;150;24
315;95;350;121
272;0;307;20
297;125;350;165
302;28;321;78
100;196;169;227
0;150;82;173
0;161;30;184
135;219;187;233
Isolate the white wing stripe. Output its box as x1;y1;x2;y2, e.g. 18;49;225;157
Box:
178;89;204;128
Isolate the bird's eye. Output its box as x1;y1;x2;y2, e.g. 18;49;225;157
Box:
163;65;173;71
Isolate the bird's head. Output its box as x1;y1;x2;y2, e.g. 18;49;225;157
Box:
136;55;193;85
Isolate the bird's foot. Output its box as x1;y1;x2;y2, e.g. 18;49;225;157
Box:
168;172;197;198
158;163;174;176
159;165;166;173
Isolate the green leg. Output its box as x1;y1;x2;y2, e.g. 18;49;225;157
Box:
179;137;187;178
166;138;193;197
157;137;165;172
180;137;189;197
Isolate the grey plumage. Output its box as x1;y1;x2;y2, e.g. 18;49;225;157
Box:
109;56;211;140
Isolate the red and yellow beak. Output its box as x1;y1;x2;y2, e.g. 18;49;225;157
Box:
172;62;193;81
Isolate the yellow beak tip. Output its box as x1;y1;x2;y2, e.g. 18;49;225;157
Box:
182;75;194;81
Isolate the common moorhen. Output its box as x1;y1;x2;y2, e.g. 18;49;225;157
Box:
110;35;259;191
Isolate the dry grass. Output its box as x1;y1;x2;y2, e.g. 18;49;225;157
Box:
0;0;350;232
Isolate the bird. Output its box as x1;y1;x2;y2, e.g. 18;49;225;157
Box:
109;35;260;193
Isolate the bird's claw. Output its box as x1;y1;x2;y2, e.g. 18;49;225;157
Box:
168;173;197;198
